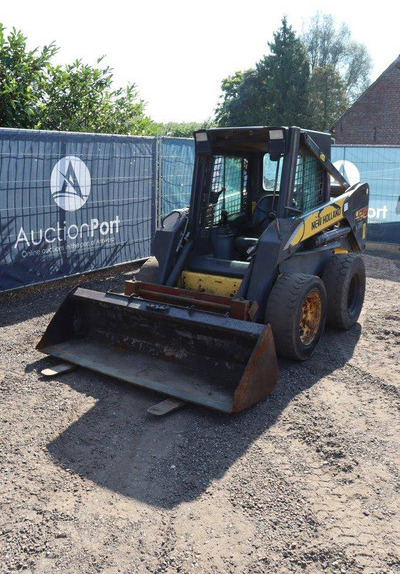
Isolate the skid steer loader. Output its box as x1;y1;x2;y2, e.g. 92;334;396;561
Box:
37;126;369;413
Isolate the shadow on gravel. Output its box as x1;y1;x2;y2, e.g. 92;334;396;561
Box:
0;271;130;327
38;324;362;509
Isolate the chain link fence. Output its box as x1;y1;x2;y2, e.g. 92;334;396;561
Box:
158;137;194;220
331;146;400;244
1;132;399;292
159;139;400;245
0;128;156;291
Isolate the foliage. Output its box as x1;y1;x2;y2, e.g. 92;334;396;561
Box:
258;17;310;126
0;25;155;135
38;58;154;135
215;14;372;131
216;18;310;127
302;13;372;103
0;25;57;128
308;65;348;130
154;120;215;138
215;69;266;126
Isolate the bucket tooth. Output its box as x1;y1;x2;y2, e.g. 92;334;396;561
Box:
41;363;76;377
147;398;185;416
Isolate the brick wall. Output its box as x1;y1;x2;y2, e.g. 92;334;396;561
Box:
333;56;400;145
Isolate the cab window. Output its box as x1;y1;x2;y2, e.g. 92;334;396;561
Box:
263;154;282;193
211;156;248;223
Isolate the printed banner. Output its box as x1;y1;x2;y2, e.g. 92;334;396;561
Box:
2;134;399;292
0;129;156;291
332;146;400;244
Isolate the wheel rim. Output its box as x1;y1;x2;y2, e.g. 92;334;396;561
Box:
299;291;322;346
347;273;362;316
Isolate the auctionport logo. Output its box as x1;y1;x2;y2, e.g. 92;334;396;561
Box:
332;159;360;186
50;156;91;211
13;155;121;253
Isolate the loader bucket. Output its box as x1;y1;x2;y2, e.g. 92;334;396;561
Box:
37;287;278;413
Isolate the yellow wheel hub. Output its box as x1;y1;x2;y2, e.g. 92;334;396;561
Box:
299;291;322;346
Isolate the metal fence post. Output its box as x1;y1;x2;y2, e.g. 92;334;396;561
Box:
156;136;162;229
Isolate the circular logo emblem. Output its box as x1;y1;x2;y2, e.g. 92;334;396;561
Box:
332;160;360;186
50;156;91;211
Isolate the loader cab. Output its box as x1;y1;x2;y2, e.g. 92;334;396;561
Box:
152;125;339;288
190;126;332;261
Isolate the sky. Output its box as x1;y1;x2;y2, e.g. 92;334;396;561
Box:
1;0;399;123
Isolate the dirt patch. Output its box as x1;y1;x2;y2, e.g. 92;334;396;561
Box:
0;254;399;574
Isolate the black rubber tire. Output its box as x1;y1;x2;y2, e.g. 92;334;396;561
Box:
265;273;327;361
322;254;366;330
136;256;159;283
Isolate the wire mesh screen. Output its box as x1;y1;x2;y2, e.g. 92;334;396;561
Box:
0;128;156;291
292;152;325;213
210;156;248;224
159;137;195;219
332;146;400;244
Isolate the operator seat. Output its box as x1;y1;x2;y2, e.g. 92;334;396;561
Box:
235;194;278;254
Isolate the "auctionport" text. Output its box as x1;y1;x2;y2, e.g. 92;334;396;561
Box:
14;216;121;248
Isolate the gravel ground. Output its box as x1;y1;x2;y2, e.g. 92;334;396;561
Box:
0;253;399;574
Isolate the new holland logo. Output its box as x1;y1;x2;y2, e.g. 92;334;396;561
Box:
50;156;91;211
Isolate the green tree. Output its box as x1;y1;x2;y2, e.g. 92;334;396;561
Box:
154;120;214;138
39;58;154;135
302;13;372;103
259;17;310;126
0;25;57;128
215;14;372;131
215;18;310;127
308;65;347;130
0;25;155;135
215;69;266;126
